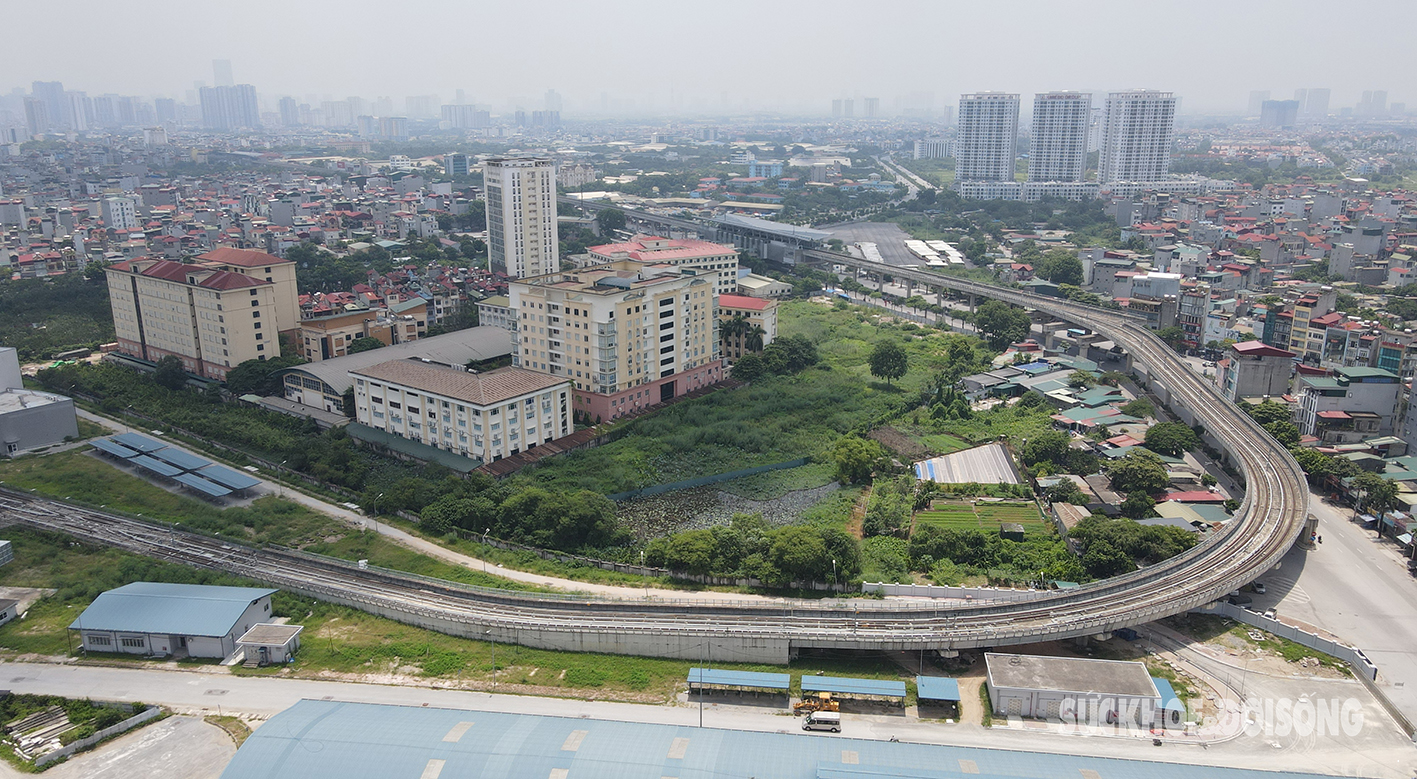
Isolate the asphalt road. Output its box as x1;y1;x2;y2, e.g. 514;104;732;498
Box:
1251;491;1417;723
4;662;1412;776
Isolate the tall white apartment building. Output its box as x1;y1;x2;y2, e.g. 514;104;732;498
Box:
954;93;1019;182
1028;92;1091;182
101;196;138;231
1097;90;1176;183
509;260;721;423
485;156;559;279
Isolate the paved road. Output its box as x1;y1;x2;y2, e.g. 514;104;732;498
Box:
1253;491;1417;723
0;715;233;779
4;662;1411;776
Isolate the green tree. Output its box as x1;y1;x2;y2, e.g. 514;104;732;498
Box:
731;352;766;381
1119;491;1157;519
868;340;909;386
1354;472;1401;516
768;525;831;585
348;337;386;354
1021;430;1071;468
1067;370;1095;389
832;435;887;485
1157;326;1186;352
1143;422;1198;457
1036;249;1083;286
1243;399;1292;426
1120;398;1153;418
974;300;1033;350
152;355;187;391
1044;480;1089;505
664;529;716;576
1106;449;1170;494
596;209;627;234
1263;421;1300;447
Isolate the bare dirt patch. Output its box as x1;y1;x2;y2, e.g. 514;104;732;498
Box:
867;426;930;461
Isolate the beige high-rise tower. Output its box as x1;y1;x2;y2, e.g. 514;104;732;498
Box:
485;156;559;279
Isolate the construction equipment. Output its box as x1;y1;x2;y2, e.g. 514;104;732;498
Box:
794;692;839;713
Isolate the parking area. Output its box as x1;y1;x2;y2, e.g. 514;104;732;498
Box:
0;715;235;779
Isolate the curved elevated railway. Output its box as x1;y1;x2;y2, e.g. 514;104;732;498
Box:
0;257;1308;660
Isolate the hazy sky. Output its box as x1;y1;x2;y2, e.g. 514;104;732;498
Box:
5;0;1414;116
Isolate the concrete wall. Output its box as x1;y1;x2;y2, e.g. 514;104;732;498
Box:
0;347;20;390
286;582;793;664
0;393;78;456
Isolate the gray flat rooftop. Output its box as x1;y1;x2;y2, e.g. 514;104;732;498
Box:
986;653;1159;698
218;699;1350;779
237;623;304;646
0;388;67;414
277;326;512;396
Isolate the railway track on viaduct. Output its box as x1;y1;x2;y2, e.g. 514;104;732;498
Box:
0;256;1308;662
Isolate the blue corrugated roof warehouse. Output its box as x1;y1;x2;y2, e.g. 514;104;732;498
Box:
220;699;1352;779
69;582;276;637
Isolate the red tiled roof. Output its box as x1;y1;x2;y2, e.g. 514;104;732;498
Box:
718;294;771;311
198;247;289;267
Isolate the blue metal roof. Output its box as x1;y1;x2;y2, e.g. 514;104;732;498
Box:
219;699;1351;779
1152;677;1184;712
90;439;140;459
914;676;960;701
111;433;167;453
198;464;263;491
130;455;183;478
687;668;790;690
147;447;212;471
801;675;906;698
174;473;233;498
69;582;276;637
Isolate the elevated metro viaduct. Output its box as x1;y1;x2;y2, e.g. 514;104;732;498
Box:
0;249;1310;665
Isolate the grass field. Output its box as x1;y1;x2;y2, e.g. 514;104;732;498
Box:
914;501;1047;534
0;527;930;703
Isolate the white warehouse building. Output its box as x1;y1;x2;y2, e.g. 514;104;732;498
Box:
986;653;1182;728
69;582;278;659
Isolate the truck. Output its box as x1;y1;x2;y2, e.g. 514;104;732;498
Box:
802;711;841;732
793;692;839;714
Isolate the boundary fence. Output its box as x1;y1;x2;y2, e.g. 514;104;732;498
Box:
34;706;161;768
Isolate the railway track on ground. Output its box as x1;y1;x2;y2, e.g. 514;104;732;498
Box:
0;256;1308;656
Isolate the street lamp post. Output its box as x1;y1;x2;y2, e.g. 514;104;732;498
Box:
483;528;490;572
373;492;383;534
831;558;837;593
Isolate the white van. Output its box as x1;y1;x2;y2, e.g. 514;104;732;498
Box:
802;711;841;732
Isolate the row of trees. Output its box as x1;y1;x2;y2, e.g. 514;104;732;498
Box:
725;334;819;382
643;514;861;586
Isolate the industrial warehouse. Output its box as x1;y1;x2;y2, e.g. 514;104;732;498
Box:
217;699;1340;779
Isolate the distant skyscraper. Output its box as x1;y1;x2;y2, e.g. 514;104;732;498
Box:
544;89;562;112
863;97;879;118
66;91;90;132
31;81;68;129
1304;88;1330;118
1247;90;1270;116
405;95;437;118
199;84;260;130
278;97;299;127
22;98;49;136
831;99;843;118
1028;92;1091;182
484;156;559;279
1097;90;1176;183
442;104;489;129
843;98;855;118
212;60;234;87
154;97;177;125
378;116;408;140
955;92;1019;182
1293;88;1308;114
1260;100;1299;128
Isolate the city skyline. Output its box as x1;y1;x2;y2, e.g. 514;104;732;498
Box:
2;0;1414;116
